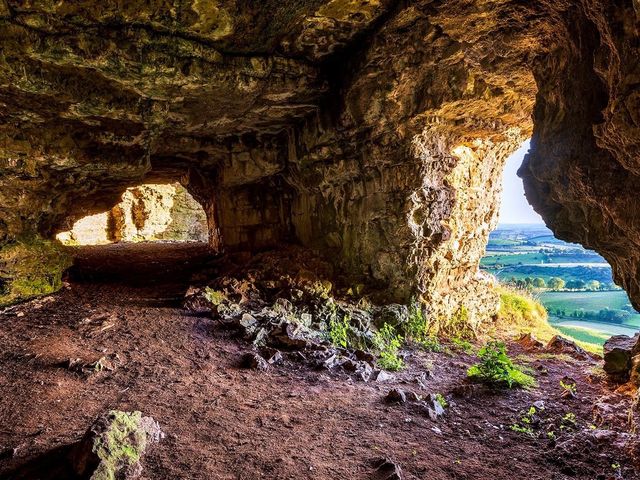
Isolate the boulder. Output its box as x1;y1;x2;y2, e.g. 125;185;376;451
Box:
69;411;163;480
545;335;588;360
241;352;269;371
371;457;404;480
516;333;544;351
374;305;409;329
603;334;639;377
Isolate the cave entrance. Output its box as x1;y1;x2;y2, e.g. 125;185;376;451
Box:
56;182;208;246
483;142;640;352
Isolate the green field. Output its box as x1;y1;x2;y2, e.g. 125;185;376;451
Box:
539;290;633;311
484;224;640;349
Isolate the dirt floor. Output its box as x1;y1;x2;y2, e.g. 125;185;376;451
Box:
0;243;638;479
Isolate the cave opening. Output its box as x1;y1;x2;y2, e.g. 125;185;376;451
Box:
56;182;209;246
484;142;640;353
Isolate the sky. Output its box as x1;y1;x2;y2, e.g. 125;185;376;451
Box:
497;140;544;224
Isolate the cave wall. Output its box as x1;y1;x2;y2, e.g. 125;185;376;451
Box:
1;0;639;329
520;0;640;308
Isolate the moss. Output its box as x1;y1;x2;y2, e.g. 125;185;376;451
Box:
0;236;72;307
91;411;147;480
203;287;226;306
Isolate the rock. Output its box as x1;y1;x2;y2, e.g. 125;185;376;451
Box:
603;334;640;377
422;394;445;421
69;410;163;480
545;335;588;360
260;347;283;365
374;305;409;329
373;370;395;382
516;333;544;351
270;322;312;350
406;391;421;402
241;352;269;371
385;389;407;404
239;313;258;336
371;457;404;480
354;349;376;364
0;0;638;343
630;354;640;386
356;362;374;382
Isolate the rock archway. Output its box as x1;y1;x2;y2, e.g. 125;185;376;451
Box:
0;1;638;326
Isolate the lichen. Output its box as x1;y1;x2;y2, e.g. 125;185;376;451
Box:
0;236;72;306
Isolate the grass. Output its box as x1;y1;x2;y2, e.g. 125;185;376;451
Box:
484;286;556;342
553;325;608;352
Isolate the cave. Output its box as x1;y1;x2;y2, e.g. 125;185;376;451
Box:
1;1;640;479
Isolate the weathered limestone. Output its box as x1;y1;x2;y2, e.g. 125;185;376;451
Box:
1;1;639;329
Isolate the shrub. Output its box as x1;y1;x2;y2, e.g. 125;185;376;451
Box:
467;341;535;389
373;323;405;371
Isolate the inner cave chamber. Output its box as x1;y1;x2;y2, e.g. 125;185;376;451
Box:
0;0;639;333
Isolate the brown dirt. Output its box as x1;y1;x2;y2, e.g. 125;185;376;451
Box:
0;243;637;479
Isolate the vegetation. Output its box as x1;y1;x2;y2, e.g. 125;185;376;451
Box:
510;406;538;436
434;393;448;409
373;323;405;371
328;312;350;348
485;286;557;342
404;300;442;351
467;341;535;389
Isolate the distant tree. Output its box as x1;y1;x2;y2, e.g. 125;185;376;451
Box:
566;279;586;290
524;277;533;287
586;280;601;291
548;277;566;290
533;277;546;288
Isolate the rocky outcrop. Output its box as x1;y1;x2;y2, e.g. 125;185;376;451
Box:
57;183;208;245
1;1;639;328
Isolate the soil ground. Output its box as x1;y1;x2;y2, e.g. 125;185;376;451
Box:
0;243;637;479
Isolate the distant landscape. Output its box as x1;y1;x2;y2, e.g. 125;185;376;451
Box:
482;224;640;348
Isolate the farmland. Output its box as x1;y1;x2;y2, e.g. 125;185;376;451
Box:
481;224;639;349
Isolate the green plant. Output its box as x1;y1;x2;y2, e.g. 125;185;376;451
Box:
451;337;474;354
328;312;350;348
405;300;442;351
560;412;577;430
373;323;405;371
467;341;535;389
560;379;577;398
510;406;538;436
434;393;448;409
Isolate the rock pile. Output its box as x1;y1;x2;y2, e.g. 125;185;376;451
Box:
184;247;412;380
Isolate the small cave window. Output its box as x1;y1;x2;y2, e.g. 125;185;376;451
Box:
56;183;208;246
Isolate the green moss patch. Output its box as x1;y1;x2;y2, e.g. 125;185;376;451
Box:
0;236;72;306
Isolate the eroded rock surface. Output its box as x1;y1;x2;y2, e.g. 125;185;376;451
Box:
1;1;638;327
